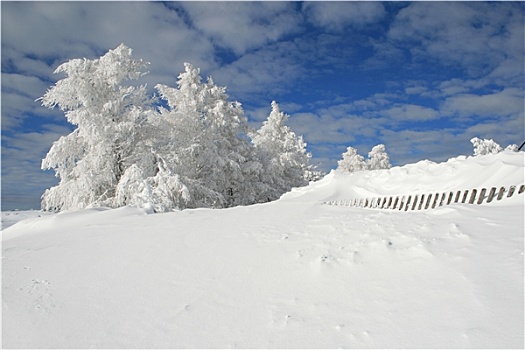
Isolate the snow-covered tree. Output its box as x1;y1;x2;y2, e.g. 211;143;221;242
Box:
40;44;152;211
304;166;325;182
338;144;392;173
39;46;317;213
367;144;391;170
155;63;263;208
505;144;519;152
337;146;367;173
251;101;311;201
114;159;191;213
470;137;503;156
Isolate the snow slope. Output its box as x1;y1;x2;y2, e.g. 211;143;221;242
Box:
2;151;524;348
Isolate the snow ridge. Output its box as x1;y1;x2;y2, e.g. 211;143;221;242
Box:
2;151;524;348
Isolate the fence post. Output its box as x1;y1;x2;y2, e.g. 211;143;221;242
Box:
418;194;425;210
439;192;447;206
454;190;462;203
397;196;404;210
497;187;506;200
431;193;439;208
468;189;478;204
411;195;419;211
477;188;487;204
404;196;412;211
425;193;432;209
462;190;469;203
486;187;497;203
446;192;454;205
390;197;398;209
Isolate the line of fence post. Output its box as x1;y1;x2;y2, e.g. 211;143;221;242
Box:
324;184;523;211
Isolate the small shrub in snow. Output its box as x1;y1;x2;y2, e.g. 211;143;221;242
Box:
470;137;503;156
367;144;391;170
337;147;367;173
338;144;391;173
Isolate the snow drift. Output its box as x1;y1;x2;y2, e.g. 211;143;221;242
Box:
2;151;524;348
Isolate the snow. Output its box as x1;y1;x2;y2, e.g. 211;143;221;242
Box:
2;151;524;348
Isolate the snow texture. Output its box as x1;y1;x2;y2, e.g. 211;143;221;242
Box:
2;151;524;348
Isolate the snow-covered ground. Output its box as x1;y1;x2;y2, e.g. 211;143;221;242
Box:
2;151;524;348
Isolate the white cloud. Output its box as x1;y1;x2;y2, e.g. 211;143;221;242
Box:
1;126;72;210
405;86;428;95
380;129;466;164
1;2;217;87
210;41;306;104
179;2;302;56
286;112;352;144
361;40;405;71
442;88;524;118
303;2;386;31
381;104;440;122
388;2;523;79
465;117;523;148
1;73;64;130
1;2;221;132
2;73;50;99
1;47;57;80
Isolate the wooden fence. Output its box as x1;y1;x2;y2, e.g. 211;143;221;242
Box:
323;184;525;211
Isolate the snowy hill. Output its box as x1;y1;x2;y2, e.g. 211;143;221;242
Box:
2;151;524;348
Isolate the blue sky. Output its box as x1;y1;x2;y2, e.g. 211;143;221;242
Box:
2;1;524;210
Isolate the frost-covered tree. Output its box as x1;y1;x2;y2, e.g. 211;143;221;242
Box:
155;63;263;208
337;146;367;173
470;137;520;156
470;137;503;156
338;144;392;173
39;46;316;213
367;144;391;170
251;101;311;201
115;161;191;213
40;44;152;211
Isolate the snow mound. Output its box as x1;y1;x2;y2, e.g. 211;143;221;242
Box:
2;152;524;348
282;150;524;203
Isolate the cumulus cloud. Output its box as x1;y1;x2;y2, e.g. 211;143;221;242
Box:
361;40;405;71
1;125;72;210
381;104;440;122
1;73;64;130
179;2;302;56
1;2;217;88
380;129;466;164
442;88;524;118
465;117;523;147
404;85;428;96
303;2;386;31
210;41;306;104
388;2;523;79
